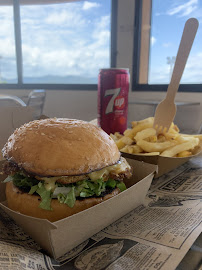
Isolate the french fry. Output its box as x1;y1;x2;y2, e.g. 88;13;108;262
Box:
110;133;119;141
114;132;123;139
131;121;138;128
131;117;153;128
111;117;202;157
160;138;199;157
137;140;177;153
120;145;133;154
177;150;192;158
134;128;156;142
123;128;134;138
126;117;154;138
130;121;153;138
157;134;166;142
121;145;142;154
164;132;180;141
115;136;133;149
168;123;180;133
148;135;158;142
180;134;202;140
135;152;160;156
110;132;123;141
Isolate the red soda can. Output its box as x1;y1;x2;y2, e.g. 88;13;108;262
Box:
98;68;129;134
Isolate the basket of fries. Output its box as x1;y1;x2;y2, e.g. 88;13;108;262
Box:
110;117;202;178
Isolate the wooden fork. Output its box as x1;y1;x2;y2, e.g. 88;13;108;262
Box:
153;18;199;134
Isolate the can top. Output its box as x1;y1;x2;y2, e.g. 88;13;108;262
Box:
99;68;129;71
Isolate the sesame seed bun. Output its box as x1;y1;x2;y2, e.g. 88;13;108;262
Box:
2;118;120;176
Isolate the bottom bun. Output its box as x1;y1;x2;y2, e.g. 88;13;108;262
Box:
6;182;120;222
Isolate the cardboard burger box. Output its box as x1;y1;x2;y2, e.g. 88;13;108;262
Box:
0;159;157;259
0;107;157;259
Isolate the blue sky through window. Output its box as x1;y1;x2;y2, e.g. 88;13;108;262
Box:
0;5;17;83
149;0;202;84
0;0;111;84
0;0;201;86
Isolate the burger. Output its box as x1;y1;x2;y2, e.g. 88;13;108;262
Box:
2;118;132;222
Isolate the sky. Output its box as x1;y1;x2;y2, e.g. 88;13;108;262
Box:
150;0;202;84
0;0;111;83
0;0;201;84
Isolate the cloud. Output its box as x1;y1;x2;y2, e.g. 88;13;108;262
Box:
151;36;156;46
149;65;170;84
82;1;100;10
149;52;202;84
0;6;18;78
167;0;198;17
162;42;172;48
0;7;15;42
181;52;202;82
45;9;86;27
0;2;110;80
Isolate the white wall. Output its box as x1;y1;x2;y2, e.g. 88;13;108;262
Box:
0;89;201;133
128;91;202;133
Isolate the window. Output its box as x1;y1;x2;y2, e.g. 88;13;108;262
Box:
0;5;17;83
2;0;200;92
133;0;202;92
0;0;115;89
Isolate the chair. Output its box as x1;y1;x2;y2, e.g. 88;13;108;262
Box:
27;89;46;119
0;95;26;107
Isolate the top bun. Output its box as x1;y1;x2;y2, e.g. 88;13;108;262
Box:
2;118;120;176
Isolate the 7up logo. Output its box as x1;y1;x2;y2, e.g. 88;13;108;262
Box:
104;88;125;114
114;97;124;108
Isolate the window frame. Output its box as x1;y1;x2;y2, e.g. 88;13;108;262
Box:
0;0;117;90
132;0;202;92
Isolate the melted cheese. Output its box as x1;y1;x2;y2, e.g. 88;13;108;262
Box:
40;157;130;190
43;178;57;191
88;157;130;181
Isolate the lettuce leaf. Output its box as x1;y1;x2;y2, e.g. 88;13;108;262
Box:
64;187;76;208
8;173;127;210
106;179;116;188
29;182;52;210
38;189;52;211
57;193;66;204
3;175;14;183
29;185;38;195
8;173;39;188
6;173;53;210
79;188;94;198
117;181;127;192
57;188;76;208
